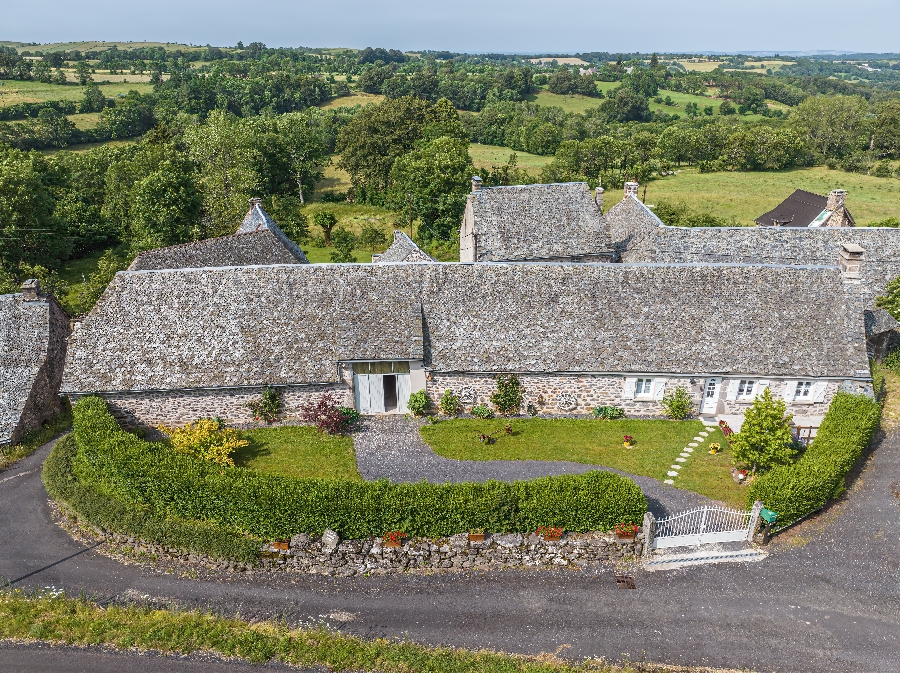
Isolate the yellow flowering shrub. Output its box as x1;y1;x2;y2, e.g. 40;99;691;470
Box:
157;418;248;467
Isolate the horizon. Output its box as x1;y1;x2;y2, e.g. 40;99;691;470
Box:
4;0;899;54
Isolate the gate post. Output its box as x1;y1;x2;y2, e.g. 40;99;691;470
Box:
747;500;763;542
642;511;656;556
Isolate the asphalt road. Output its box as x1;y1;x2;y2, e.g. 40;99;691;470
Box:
1;431;898;673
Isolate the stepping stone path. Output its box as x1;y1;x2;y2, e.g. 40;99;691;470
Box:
663;422;713;486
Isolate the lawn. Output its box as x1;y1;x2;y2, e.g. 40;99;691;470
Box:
420;417;743;506
469;143;552;172
236;426;361;481
0;79;154;106
647;166;900;225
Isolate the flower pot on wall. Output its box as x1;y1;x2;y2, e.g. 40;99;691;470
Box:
468;533;486;543
384;540;402;548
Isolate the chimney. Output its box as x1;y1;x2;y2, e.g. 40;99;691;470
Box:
839;243;864;278
624;181;639;199
21;278;40;301
827;189;847;211
249;197;263;208
595;179;604;211
471;176;483;192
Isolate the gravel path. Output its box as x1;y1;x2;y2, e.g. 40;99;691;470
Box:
353;415;715;518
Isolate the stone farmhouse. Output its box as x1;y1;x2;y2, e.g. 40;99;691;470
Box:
1;280;70;445
61;184;900;433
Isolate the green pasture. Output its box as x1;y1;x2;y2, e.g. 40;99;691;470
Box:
647;167;900;226
0;79;154;106
469;143;552;172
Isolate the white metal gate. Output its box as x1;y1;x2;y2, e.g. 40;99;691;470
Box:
651;503;761;549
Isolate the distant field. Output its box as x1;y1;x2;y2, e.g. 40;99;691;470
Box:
676;59;794;73
313;161;353;197
68;112;101;129
0;79;154;106
469;143;551;172
529;57;588;65
646;167;900;225
526;89;602;114
2;41;200;54
318;93;384;109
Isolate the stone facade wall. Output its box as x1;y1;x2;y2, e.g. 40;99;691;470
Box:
1;293;70;444
83;376;353;429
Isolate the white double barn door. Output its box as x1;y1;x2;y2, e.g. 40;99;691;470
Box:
355;372;410;414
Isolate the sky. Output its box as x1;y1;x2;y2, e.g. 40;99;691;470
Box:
4;0;900;54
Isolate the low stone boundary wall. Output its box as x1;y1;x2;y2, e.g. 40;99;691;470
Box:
261;529;645;576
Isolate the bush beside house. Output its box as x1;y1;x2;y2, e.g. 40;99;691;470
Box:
53;397;647;559
747;392;881;526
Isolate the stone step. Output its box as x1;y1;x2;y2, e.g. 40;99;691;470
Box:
663;478;675;484
675;457;686;463
645;549;767;572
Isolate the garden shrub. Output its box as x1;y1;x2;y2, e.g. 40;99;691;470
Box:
471;404;494;419
407;390;430;417
66;397;647;542
299;392;359;434
43;434;261;563
246;386;282;423
439;389;461;417
490;374;523;415
157;418;247;466
660;386;693;420
748;392;881;526
592;406;625;420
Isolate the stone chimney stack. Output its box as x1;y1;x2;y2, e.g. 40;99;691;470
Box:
21;278;40;301
624;181;639;199
839;243;865;279
595;179;604;211
471;176;483;192
827;189;847;211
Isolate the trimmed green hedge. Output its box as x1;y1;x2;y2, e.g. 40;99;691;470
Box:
748;392;881;526
68;396;647;540
43;434;262;564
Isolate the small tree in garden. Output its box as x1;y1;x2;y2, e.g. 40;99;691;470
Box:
661;385;694;420
439;389;461;417
731;388;796;474
313;211;338;246
490;374;523;415
246;386;282;423
300;392;360;435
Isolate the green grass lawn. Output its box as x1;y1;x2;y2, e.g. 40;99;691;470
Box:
57;246;118;311
469;143;552;173
236;426;361;480
421;417;744;507
0;79;154;106
647;166;900;225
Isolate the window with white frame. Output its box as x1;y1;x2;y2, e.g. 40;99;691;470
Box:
736;380;756;400
635;378;653;398
794;381;813;400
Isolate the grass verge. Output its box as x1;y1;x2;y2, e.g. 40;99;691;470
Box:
0;589;689;673
0;404;71;473
237;425;362;480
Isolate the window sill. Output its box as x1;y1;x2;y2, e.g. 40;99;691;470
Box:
791;399;815;405
633;396;655;402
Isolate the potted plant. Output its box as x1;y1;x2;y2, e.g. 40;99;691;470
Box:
718;419;734;438
272;539;290;551
623;435;634;448
708;442;721;454
382;531;407;548
615;522;639;541
537;525;564;542
468;528;486;543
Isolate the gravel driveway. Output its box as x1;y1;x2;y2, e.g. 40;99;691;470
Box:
354;415;715;517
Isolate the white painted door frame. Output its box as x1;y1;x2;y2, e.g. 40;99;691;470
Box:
700;377;721;415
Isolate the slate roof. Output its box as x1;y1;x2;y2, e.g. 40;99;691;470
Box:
62;261;869;394
373;231;436;263
755;189;855;228
864;308;899;337
468;182;612;261
129;200;308;271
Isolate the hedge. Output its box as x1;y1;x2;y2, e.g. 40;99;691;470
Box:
67;396;647;541
747;392;881;527
43;434;262;564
